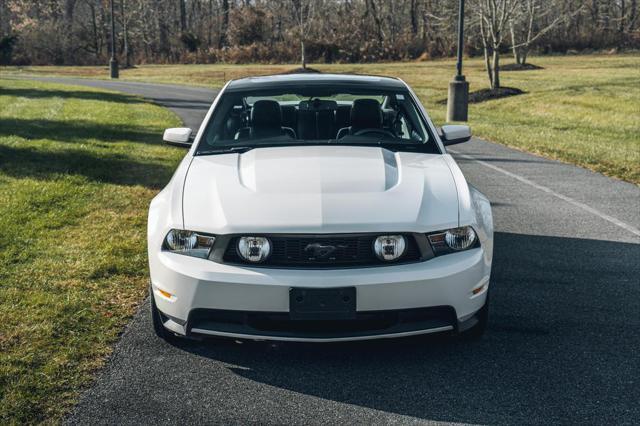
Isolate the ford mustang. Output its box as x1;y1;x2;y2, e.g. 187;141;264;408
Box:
148;74;493;342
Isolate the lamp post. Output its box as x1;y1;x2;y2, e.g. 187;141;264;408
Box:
446;0;468;122
109;0;119;79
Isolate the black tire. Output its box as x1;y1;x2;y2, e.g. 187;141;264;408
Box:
458;293;489;340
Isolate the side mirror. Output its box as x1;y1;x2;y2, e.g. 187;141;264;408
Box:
163;128;193;148
440;125;471;146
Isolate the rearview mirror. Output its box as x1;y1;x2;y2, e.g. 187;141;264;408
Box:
440;125;471;146
163;128;193;148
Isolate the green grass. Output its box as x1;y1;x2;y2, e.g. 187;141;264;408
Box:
4;53;638;183
0;79;182;423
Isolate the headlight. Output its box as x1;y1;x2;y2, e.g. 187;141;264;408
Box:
374;235;406;261
163;229;215;258
238;236;271;263
427;226;478;255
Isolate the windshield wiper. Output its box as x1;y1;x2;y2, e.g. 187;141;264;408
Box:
196;146;255;156
196;142;332;156
376;142;426;152
336;140;429;153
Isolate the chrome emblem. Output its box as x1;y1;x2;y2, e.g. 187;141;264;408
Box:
304;243;346;259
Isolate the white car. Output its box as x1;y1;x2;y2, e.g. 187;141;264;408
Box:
148;74;493;342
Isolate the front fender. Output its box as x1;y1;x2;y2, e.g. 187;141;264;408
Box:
148;154;193;262
468;184;494;269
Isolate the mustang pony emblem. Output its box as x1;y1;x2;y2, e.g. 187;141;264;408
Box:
304;243;347;259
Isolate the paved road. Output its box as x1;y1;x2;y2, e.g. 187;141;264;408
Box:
32;78;640;425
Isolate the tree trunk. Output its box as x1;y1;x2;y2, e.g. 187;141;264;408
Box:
301;39;306;68
410;0;418;35
491;48;500;90
628;0;638;31
179;0;187;33
368;0;384;46
207;0;213;47
484;46;493;88
121;0;131;67
156;0;169;59
98;2;107;58
63;0;77;64
421;6;429;43
219;0;229;48
388;0;396;44
89;3;99;60
520;46;528;65
509;22;521;64
479;8;493;88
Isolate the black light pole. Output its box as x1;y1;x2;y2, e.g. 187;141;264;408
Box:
109;0;119;79
446;0;468;121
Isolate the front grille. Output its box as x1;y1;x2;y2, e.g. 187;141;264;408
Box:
222;234;422;268
188;306;456;339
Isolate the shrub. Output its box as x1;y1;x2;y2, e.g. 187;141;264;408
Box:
0;35;18;65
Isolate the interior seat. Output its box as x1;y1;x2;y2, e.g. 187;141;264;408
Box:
336;99;383;139
281;105;297;132
316;110;335;139
235;100;295;140
297;99;337;140
335;105;351;132
297;108;316;140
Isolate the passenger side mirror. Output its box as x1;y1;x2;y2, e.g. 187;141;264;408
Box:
163;128;193;148
440;125;471;146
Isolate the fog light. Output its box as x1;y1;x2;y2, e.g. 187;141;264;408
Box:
374;235;406;261
238;237;271;263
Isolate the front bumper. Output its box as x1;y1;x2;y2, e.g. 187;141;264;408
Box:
150;247;490;341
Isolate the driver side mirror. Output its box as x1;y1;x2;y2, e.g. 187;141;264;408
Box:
163;128;193;148
440;125;471;146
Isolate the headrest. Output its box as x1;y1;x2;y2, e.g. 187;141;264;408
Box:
350;99;383;130
251;100;281;129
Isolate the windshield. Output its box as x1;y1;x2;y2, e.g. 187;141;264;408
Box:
196;86;438;155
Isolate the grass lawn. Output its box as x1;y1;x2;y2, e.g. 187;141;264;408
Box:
4;53;638;183
0;79;182;423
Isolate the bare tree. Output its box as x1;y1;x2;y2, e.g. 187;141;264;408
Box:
291;0;314;68
509;0;584;65
476;0;518;89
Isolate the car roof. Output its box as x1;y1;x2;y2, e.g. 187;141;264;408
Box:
225;73;407;92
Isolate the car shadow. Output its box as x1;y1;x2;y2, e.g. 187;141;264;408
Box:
173;232;640;423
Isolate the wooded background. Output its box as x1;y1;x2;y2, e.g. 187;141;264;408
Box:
0;0;637;67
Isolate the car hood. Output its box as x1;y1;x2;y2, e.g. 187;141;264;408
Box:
182;145;460;234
